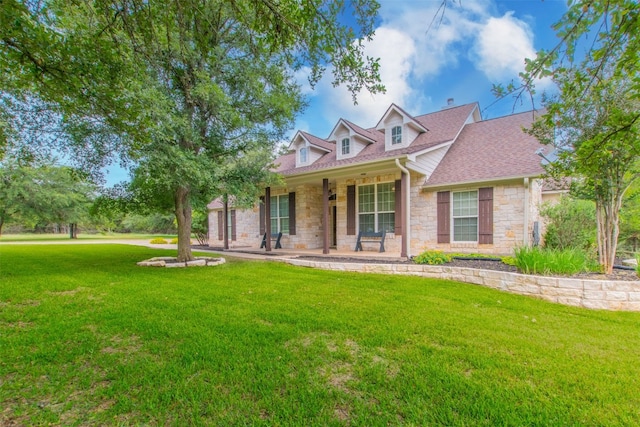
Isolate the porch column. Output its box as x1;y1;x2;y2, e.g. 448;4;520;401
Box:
223;196;229;250
265;187;272;252
323;178;330;254
401;173;408;258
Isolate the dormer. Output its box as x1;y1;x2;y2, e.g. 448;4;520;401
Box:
288;131;333;168
327;119;376;160
375;104;428;151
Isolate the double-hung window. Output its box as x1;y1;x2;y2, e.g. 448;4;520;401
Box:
452;190;478;241
358;182;395;233
391;125;402;145
270;195;289;234
341;138;350;155
299;147;308;164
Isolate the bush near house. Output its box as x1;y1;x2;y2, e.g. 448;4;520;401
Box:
513;246;599;275
413;250;452;265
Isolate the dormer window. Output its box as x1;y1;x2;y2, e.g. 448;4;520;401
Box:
391;126;402;145
299;147;308;163
341;138;350;155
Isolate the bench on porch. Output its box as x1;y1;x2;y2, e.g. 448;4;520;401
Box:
260;232;283;249
354;231;386;253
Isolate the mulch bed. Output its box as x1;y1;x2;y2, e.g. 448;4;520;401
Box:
192;245;638;282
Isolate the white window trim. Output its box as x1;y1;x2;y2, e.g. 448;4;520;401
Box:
357;182;395;233
452;190;478;242
391;125;402;145
341;137;350;155
270;194;290;234
299;147;308;164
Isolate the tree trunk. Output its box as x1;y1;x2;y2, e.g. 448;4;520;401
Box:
174;186;194;262
596;195;622;275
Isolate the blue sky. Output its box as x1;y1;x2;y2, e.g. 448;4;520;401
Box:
291;0;568;138
103;0;568;185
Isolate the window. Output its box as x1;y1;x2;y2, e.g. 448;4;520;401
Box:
358;182;395;233
341;138;350;155
299;147;308;163
453;190;478;241
391;125;402;145
270;194;289;234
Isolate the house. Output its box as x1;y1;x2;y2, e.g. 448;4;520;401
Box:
208;101;558;257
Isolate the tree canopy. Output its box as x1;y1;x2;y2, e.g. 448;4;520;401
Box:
1;0;384;260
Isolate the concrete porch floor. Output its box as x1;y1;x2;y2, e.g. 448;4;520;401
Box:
207;245;408;262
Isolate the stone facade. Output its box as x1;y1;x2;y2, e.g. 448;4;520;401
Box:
209;175;547;256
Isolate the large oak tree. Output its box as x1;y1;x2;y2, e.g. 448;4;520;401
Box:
1;0;384;261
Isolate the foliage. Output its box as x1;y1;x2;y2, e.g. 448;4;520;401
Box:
528;67;640;273
1;0;384;262
619;181;640;254
0;158;95;236
2;244;640;425
501;256;517;267
413;250;451;265
149;237;168;245
169;237;179;245
491;1;640;274
541;196;596;252
513;246;599;276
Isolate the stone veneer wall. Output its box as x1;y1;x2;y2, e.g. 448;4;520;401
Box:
208;206;261;248
284;258;640;311
418;181;534;256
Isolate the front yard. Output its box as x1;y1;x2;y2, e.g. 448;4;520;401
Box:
1;244;639;425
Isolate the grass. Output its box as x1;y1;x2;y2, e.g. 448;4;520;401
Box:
514;246;600;275
0;232;177;242
1;244;640;425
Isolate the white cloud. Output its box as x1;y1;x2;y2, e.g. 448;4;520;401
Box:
316;26;417;129
471;12;536;81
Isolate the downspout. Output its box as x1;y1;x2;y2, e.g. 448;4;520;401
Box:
523;178;530;247
395;159;411;258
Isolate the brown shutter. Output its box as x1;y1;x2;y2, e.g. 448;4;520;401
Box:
231;210;237;241
217;211;223;240
288;192;296;235
478;187;493;244
394;179;402;234
347;185;356;235
437;191;450;243
259;196;265;235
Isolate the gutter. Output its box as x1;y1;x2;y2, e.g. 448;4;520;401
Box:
395;159;411;258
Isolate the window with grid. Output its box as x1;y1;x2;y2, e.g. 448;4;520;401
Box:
391;125;402;145
358;182;395;233
452;190;478;242
299;147;308;163
270;195;289;234
341;138;350;155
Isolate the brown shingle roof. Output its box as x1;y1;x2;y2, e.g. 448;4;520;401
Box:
274;103;478;175
425;110;545;186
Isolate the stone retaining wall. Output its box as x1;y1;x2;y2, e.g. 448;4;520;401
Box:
283;259;640;311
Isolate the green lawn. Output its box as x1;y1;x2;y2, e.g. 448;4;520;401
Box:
0;232;177;242
1;244;639;426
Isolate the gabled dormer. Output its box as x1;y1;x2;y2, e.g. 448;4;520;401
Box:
375;104;428;151
327;119;377;160
288;131;333;168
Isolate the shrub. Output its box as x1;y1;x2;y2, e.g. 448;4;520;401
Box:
170;237;178;244
413;250;451;265
149;237;169;244
636;253;640;278
501;256;517;266
513;246;598;275
541;197;596;251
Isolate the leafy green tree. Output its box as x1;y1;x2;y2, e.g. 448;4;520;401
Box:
2;0;384;261
0;158;95;236
619;182;640;254
528;68;640;273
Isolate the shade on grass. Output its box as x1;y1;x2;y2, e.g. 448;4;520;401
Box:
1;244;639;425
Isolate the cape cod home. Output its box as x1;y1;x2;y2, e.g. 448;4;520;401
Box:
208;101;558;257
